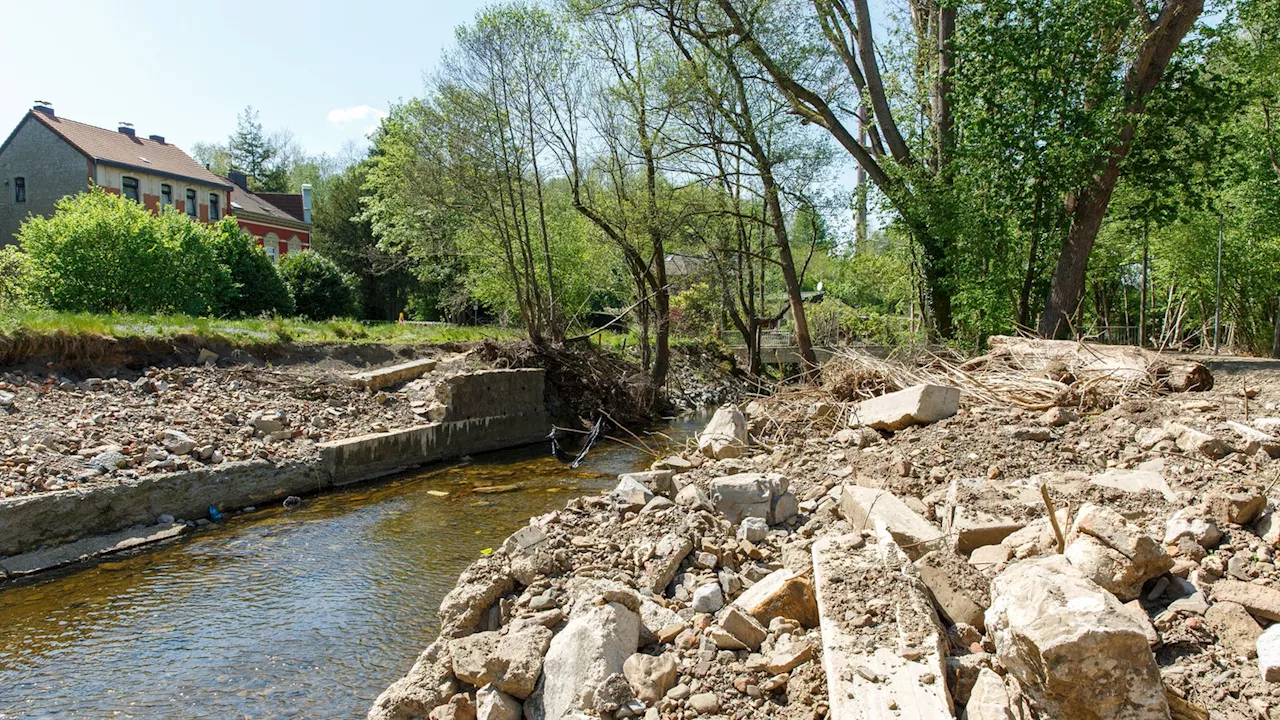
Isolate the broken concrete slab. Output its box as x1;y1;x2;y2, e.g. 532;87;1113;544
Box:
812;532;954;720
1167;422;1230;459
1089;468;1177;502
717;605;767;651
1206;491;1266;526
915;549;990;630
618;470;677;497
849;384;960;431
449;625;552;699
731;568;820;628
948;505;1024;555
838;484;943;560
986;555;1169;720
349;358;438;391
0;521;190;578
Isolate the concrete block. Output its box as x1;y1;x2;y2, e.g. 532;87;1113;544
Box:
812;532;954;720
709;473;771;524
1212;580;1280;622
949;506;1023;554
1259;624;1280;682
850;384;960;431
838;484;943;560
349;358;437;390
1089;468;1176;502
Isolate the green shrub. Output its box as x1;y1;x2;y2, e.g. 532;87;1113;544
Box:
0;246;30;310
277;251;357;320
18;188;230;315
209;218;295;317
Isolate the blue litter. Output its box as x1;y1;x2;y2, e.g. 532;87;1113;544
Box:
208;505;223;522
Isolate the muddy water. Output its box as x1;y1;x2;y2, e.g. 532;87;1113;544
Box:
0;418;704;719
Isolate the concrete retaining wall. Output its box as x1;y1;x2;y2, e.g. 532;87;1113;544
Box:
0;368;550;562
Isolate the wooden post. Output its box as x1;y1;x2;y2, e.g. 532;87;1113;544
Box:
1139;222;1148;348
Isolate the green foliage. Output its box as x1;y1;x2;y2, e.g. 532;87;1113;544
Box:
670;282;720;337
18;189;230;315
208;217;295;317
230;106;288;192
0;245;31;310
277;251;358;320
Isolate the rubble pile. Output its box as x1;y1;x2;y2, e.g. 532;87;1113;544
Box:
0;353;476;498
373;351;1280;720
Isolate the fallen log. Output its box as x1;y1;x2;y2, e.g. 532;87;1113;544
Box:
986;336;1213;392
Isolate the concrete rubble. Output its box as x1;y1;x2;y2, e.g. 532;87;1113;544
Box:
372;355;1280;720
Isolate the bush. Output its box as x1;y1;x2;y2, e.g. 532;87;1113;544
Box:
18;188;230;315
209;218;295;317
277;251;357;320
0;246;30;310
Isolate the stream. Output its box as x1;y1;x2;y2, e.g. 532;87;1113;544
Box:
0;415;705;719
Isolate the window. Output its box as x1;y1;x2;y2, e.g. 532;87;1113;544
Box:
122;176;140;202
208;193;220;220
264;245;279;264
186;189;197;217
13;177;25;203
160;184;172;206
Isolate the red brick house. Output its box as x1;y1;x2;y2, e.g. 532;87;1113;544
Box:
226;171;312;263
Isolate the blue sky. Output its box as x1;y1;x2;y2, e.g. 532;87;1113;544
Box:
0;0;492;158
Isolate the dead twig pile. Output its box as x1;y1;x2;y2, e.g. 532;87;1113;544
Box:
473;339;660;427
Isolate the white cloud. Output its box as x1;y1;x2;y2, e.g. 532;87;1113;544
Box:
328;105;387;125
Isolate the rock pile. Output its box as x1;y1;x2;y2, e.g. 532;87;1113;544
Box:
374;366;1280;719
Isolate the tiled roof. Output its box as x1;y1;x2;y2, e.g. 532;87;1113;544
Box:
257;193;307;223
229;186;308;227
27;111;231;189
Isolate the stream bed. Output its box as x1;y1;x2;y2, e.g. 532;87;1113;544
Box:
0;416;704;719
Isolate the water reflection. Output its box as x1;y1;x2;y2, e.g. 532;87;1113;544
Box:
0;417;701;720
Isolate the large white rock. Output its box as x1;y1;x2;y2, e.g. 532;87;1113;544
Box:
849;384;960;431
525;602;640;719
476;685;521;720
697;405;748;459
986;555;1169;719
449;625;553;699
709;473;772;523
1258;624;1280;682
1064;504;1173;602
962;668;1013;720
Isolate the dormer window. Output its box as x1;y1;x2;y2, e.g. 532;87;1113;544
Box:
122;176;140;202
13;177;25;203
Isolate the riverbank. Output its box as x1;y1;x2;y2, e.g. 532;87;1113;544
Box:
371;346;1280;720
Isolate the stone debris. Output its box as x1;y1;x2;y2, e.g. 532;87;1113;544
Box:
849;383;960;431
987;555;1169;719
370;356;1280;720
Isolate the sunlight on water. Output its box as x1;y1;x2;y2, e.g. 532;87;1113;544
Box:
0;415;705;719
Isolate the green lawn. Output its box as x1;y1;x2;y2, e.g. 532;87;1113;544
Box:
0;310;526;347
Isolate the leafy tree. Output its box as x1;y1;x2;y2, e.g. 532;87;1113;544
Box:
208;217;295;317
277;251;358;320
229;106;289;192
311;162;423;320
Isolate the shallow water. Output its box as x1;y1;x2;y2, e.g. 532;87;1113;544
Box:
0;417;703;719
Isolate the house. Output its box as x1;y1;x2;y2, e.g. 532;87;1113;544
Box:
0;102;233;244
226;170;312;263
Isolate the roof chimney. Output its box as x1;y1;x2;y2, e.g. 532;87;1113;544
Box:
301;184;313;224
118;122;135;137
148;134;165;144
32;101;54;117
228;170;249;191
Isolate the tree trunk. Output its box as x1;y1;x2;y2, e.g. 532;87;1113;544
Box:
1039;0;1204;338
